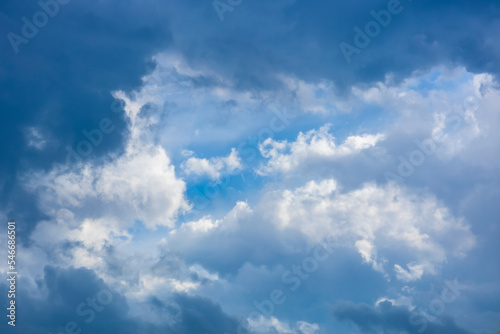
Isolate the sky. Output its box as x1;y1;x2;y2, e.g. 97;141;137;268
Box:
0;0;499;333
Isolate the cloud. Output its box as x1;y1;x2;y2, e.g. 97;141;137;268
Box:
182;148;242;181
3;0;500;239
14;60;495;333
247;315;320;334
164;0;500;91
0;0;177;231
0;266;137;334
277;75;352;114
22;210;226;306
24;142;189;230
258;179;475;280
257;124;385;175
0;265;242;334
23;77;190;230
331;300;471;334
2;0;500;332
24;126;50;150
350;67;500;164
26;143;188;229
167;175;475;283
169;293;241;334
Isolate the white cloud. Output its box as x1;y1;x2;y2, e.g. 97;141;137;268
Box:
375;295;414;310
18;59;201;302
166;177;474;282
16;58;497;333
296;321;320;334
258;179;475;280
181;148;242;180
24;126;49;150
352;67;500;165
394;262;429;282
24;143;189;229
24;76;191;230
257;124;385;175
178;216;221;233
25;210;219;302
171;201;252;239
247;316;319;334
106;52;364;156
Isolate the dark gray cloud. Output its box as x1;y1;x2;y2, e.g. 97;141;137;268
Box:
0;0;173;237
165;0;500;90
171;294;242;334
0;265;244;334
1;266;137;334
332;300;472;334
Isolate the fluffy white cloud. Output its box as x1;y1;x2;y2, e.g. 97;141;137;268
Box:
181;148;242;180
168;176;475;282
352;67;500;165
18;61;202;304
257;124;385;175
247;316;319;334
257;179;475;281
25;208;221;304
106;53;366;156
170;201;252;241
24;78;191;230
16;56;497;333
24;142;189;229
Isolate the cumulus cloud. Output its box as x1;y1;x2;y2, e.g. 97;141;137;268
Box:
25;144;188;229
23;79;190;230
247;316;319;334
16;61;494;334
182;148;242;181
167;176;475;283
257;124;385;175
352;67;500;163
21;207;228;306
13;69;216;316
3;0;500;332
258;179;475;280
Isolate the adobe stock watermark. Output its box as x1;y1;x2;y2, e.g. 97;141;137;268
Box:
213;0;243;21
48;288;113;334
233;240;337;334
6;221;17;327
339;0;406;63
384;85;495;183
181;108;297;223
409;279;465;333
7;0;72;54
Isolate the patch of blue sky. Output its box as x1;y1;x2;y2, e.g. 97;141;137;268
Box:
126;220;149;240
407;68;474;97
181;169;263;220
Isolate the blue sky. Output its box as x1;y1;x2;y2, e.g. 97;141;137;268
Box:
1;0;500;333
